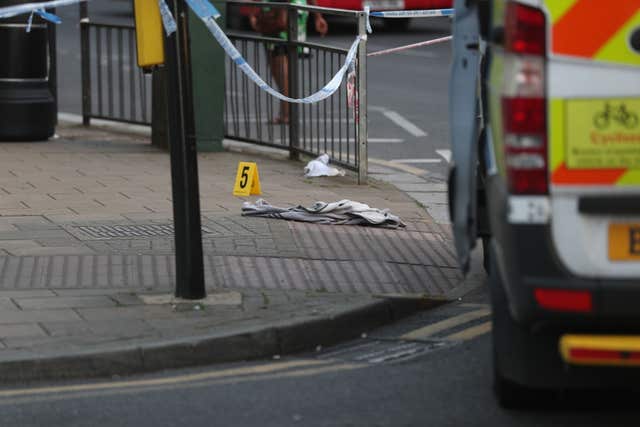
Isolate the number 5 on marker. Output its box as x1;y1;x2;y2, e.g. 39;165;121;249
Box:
233;162;262;196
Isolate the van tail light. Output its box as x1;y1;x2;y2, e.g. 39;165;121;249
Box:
534;289;593;313
501;2;548;195
505;1;546;55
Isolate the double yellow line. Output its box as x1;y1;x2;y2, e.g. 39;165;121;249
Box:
400;305;492;342
0;359;362;405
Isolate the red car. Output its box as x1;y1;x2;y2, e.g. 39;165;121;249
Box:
233;0;452;31
319;0;451;29
317;0;451;9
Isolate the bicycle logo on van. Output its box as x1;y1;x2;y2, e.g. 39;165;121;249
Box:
593;102;639;130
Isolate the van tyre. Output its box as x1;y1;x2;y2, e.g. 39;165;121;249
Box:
489;251;545;409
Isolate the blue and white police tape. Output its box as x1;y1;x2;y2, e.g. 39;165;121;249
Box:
199;15;361;104
158;0;177;36
26;8;61;32
185;0;220;20
364;6;454;33
0;0;86;21
0;0;362;106
161;0;363;105
369;8;454;18
158;0;219;36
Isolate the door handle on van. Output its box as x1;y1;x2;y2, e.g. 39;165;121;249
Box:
578;196;640;216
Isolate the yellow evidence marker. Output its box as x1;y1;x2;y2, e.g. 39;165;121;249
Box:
233;162;262;197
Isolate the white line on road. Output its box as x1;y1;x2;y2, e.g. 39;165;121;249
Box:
298;138;404;144
370;105;428;138
368;138;404;144
382;110;428;138
436;149;452;163
391;158;442;164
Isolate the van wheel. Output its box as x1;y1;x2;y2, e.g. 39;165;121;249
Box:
490;253;541;409
494;360;539;409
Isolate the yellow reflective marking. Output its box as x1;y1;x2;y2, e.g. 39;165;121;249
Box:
560;334;640;367
617;169;640;185
0;359;326;399
545;0;580;24
595;10;640;67
443;321;492;341
400;308;490;340
565;98;640;170
549;99;566;172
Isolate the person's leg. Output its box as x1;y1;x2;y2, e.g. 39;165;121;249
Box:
268;49;289;123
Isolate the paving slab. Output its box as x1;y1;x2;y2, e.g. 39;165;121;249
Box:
0;122;484;382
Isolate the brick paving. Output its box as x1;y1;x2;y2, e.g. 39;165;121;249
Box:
0;123;481;299
0;123;486;380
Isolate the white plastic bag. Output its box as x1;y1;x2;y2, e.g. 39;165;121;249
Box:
304;154;345;178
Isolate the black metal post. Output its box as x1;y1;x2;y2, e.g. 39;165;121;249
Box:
48;8;57;123
287;6;299;160
164;0;206;299
79;2;91;126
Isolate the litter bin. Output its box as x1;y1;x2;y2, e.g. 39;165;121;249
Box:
0;0;57;141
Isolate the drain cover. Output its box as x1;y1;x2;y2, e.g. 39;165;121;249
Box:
68;224;211;240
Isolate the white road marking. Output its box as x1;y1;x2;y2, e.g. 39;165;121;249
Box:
227;117;353;124
368;158;429;176
368;138;404;144
436;149;452;163
370;105;428;138
305;138;404;144
292;138;404;146
382;110;428;137
391;158;442;164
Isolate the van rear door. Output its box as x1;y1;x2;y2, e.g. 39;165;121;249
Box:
546;0;640;278
449;0;482;273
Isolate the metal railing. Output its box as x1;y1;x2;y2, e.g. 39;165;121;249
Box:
77;1;368;182
224;1;368;182
79;3;152;126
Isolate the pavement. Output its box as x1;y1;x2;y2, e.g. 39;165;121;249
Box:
0;121;484;382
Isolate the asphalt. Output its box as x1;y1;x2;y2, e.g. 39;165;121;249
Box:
0;120;484;383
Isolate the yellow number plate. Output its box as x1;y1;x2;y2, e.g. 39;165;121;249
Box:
609;224;640;261
566;98;640;169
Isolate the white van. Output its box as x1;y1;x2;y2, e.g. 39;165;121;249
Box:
449;0;640;407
